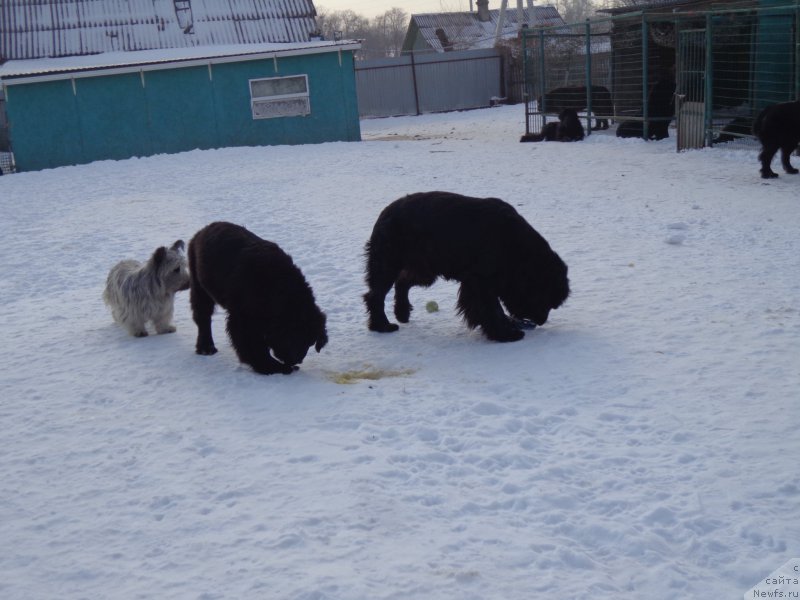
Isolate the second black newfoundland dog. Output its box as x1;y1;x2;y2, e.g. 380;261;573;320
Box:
616;78;675;141
539;85;613;130
520;108;585;143
188;222;328;375
363;192;570;342
753;99;800;178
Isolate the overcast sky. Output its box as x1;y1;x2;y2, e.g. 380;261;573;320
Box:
316;0;477;19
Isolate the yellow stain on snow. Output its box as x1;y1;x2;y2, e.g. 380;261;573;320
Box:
327;366;416;385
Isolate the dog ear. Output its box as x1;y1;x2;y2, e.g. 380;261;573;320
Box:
171;240;185;252
315;331;328;353
315;313;328;352
152;246;167;266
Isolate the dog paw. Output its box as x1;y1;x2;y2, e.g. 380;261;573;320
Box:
368;320;400;333
196;345;218;355
761;171;779;179
156;325;177;334
787;168;799;174
394;305;411;323
133;330;149;338
485;327;525;343
252;362;296;375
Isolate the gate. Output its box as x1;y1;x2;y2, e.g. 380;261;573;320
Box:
520;20;613;138
676;28;707;151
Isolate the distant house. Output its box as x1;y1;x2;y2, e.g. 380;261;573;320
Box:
0;0;361;172
401;0;564;54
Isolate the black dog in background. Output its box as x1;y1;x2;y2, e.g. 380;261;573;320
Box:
752;100;800;178
616;78;675;140
363;192;570;342
539;85;613;130
521;108;585;143
188;222;328;375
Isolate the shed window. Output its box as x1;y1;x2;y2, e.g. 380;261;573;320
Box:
249;75;310;119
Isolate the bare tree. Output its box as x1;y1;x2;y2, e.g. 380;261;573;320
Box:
314;9;339;40
316;6;411;59
316;8;370;41
378;8;409;57
556;0;599;23
341;10;371;36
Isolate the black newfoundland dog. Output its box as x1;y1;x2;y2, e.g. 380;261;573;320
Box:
363;192;570;342
616;78;675;141
753;100;800;178
521;108;585;143
539;85;613;130
188;222;328;375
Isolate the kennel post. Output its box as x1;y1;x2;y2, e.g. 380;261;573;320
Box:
704;13;714;147
585;18;593;135
522;31;530;136
538;28;547;112
795;5;800;99
641;15;649;140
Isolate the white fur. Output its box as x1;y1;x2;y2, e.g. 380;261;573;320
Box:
103;241;190;337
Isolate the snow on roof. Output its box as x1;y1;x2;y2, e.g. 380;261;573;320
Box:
411;6;565;52
0;0;319;60
0;41;361;84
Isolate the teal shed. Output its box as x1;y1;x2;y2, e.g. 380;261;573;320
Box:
0;41;361;172
0;0;362;173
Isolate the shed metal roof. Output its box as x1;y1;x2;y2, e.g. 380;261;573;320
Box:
0;0;319;61
0;40;360;85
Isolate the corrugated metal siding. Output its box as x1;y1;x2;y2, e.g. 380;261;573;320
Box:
0;0;317;60
414;50;502;112
355;56;418;117
356;48;502;118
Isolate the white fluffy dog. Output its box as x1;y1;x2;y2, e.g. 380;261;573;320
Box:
103;240;190;337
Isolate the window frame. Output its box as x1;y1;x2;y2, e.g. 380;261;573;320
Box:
248;74;311;120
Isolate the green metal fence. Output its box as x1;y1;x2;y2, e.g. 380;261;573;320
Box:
522;2;800;150
522;18;614;137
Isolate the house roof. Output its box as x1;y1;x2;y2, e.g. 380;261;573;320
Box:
407;6;564;52
0;40;361;85
0;0;319;61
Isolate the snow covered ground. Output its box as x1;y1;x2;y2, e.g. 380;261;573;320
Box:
0;105;798;599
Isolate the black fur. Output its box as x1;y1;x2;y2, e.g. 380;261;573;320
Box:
188;222;328;375
521;108;585;143
539;85;613;130
616;79;675;140
752;100;800;178
363;192;570;342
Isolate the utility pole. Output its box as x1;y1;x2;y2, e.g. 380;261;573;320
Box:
493;0;508;46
